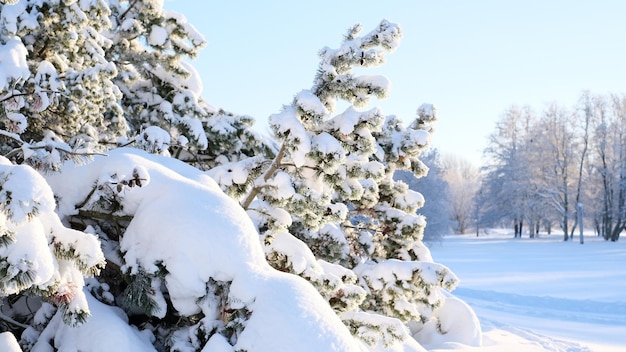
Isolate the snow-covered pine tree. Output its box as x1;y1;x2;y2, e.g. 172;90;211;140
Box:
105;0;207;151
105;0;271;166
0;1;111;336
0;0;126;158
0;0;482;349
208;20;477;349
0;0;267;172
37;148;368;352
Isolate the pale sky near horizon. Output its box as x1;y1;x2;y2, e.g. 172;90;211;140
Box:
165;1;626;166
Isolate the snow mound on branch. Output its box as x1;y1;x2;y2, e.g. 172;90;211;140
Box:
148;25;168;46
412;292;482;348
32;292;156;352
179;60;204;96
0;332;21;352
295;89;328;117
269;106;311;167
0;37;29;90
0;157;104;322
47;148;364;352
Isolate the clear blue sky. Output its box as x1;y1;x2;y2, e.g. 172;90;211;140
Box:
165;1;626;166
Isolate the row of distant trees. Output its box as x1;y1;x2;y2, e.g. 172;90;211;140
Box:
440;91;625;242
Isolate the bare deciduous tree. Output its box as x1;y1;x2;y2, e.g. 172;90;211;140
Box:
441;153;480;234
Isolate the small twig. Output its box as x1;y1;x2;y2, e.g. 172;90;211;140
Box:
75;184;99;209
118;138;136;148
279;162;320;171
3;148;22;160
341;223;380;233
0;90;63;104
37;146;107;158
0;311;30;329
118;0;139;22
172;145;183;159
0;129;25;145
5;143;108;159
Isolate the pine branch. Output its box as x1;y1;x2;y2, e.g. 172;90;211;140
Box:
0;90;62;104
3;139;107;161
240;144;287;210
342;222;381;234
0;311;29;329
118;0;139;22
76;209;133;222
0;129;25;146
75;184;99;209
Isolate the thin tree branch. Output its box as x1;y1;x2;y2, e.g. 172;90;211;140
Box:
0;311;30;329
0;90;63;104
240;144;287;210
75;210;133;223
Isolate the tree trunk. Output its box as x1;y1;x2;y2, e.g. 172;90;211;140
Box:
546;221;552;235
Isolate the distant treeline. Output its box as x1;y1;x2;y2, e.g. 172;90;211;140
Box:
476;91;625;242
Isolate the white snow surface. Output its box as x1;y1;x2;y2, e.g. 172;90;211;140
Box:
148;25;168;46
429;230;626;352
179;60;204;97
0;36;30;90
31;291;156;352
332;106;367;135
137;125;171;153
46;148;365;351
356;74;391;93
412;292;482;347
269;106;311;167
295;89;328;117
0;332;21;352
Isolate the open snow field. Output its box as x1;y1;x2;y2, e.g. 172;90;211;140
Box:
429;230;626;352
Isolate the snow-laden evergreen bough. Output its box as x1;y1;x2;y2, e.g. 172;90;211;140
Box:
0;0;481;350
39;148;365;351
0;156;105;325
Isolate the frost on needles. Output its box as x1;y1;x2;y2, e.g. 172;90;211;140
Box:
0;1;481;351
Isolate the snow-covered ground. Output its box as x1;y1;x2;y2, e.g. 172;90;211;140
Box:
429;230;626;352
